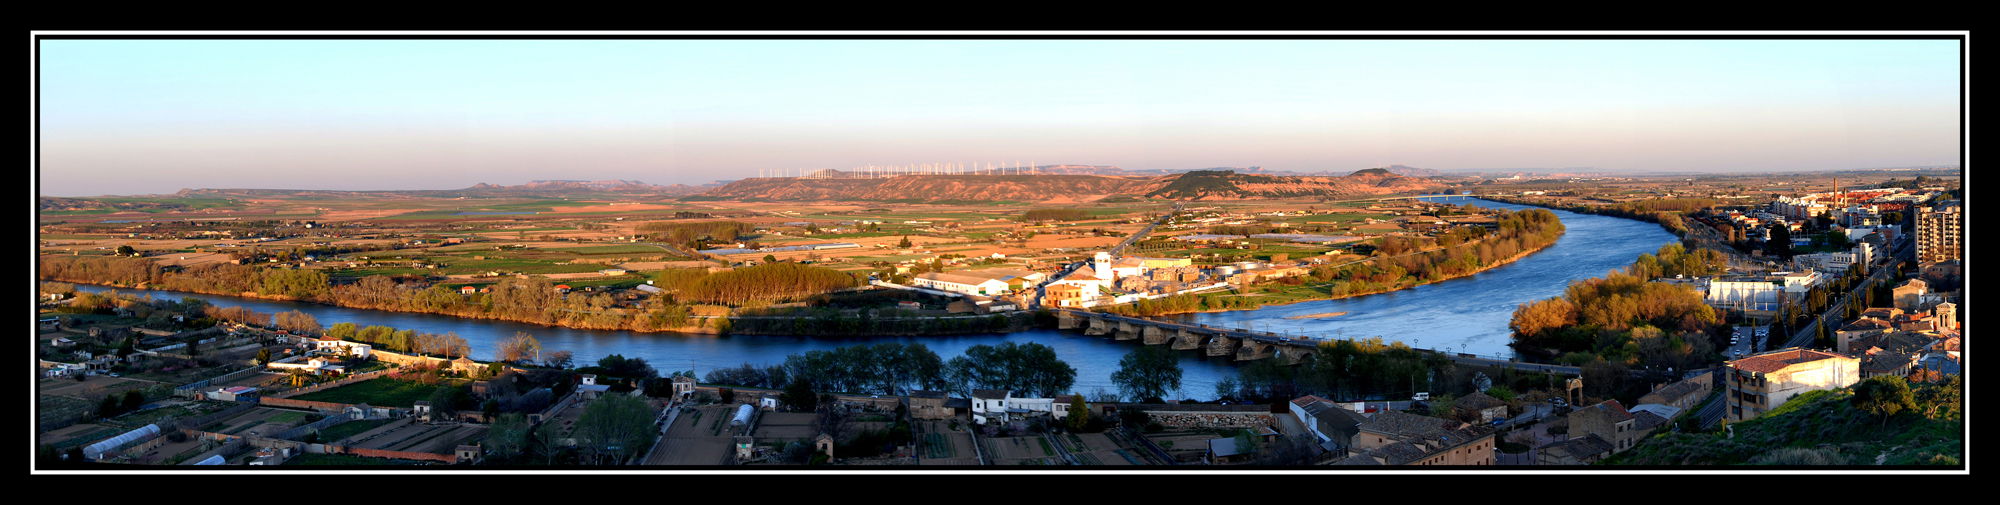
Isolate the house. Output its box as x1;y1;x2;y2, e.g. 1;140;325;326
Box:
268;357;346;376
907;390;957;420
671;376;697;398
1568;400;1641;453
1455;392;1509;423
1338;411;1496;466
1724;348;1860;422
971;389;1048;425
1635;371;1714;411
1044;281;1100;308
310;337;373;358
911;272;1012;296
555;284;573;294
1536;434;1617;465
576;374;612;400
206;386;260;402
1207;437;1252;464
1290;396;1369;454
460;286;478;295
1892;279;1929;311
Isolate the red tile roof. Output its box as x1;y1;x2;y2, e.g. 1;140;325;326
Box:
1729;349;1850;374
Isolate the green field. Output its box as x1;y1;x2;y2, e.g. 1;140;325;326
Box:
314;418;396;443
547;244;668;255
289;378;467;408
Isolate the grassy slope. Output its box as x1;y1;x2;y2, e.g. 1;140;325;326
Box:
1605;386;1961;466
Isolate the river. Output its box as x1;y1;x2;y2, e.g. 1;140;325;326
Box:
1178;197;1678;358
69;198;1675;400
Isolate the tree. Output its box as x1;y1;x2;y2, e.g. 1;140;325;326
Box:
543;350;574;370
1850;375;1917;427
572;394;658;465
944;342;1076;398
255;348;272;365
498;331;542;364
594;354;658;380
1111;346;1183;403
485;414;533;462
781;378;818;412
273;310;321;334
115;245;137;257
763;254;779;264
121;390;147;414
1765;225;1793;259
1065;394;1092;432
897;236;913;248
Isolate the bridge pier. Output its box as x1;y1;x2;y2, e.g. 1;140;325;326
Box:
1056;311;1081;330
1206;335;1239;358
1171;329;1205;351
1278;347;1309;365
1114;321;1140;341
1236;340;1275;361
1141;326;1171;345
1083;316;1113;336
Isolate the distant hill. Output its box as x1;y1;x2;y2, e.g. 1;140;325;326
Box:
171;180;710;199
1142;169;1446;200
686;174;1157;203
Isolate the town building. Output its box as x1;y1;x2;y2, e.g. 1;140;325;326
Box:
1915;201;1961;263
1338;410;1496;466
1568;400;1640;453
1724;348;1860;422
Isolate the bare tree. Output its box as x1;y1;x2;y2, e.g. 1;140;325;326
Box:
543;350;574;370
499;331;542;364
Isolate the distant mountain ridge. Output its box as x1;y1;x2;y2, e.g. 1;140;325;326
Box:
174;179;712;198
690;169;1445;202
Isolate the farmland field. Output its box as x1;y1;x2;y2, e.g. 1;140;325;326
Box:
288;378;468;408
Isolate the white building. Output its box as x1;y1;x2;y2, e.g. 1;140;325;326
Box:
911;272;1012;296
309;337;372;358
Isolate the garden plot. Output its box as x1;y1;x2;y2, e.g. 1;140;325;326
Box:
349;422;488;454
1058;432;1143;466
642;405;736;466
751;412;817;443
985;435;1062;465
916;420;979;466
204;408;314;438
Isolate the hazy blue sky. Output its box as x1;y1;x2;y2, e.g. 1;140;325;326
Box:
38;38;1961;196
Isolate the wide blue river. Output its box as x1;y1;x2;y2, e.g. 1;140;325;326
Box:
73;198;1673;400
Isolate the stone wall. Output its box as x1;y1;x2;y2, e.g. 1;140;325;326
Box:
269;369;393;398
1143;411;1274;429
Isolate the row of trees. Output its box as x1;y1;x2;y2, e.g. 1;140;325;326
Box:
1213;337;1452;403
696;342;1081;399
42;254;870;334
324;322;474;358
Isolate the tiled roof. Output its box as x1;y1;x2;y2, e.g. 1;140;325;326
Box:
1456;392;1506;410
1574;400;1635;423
1290;395;1329;408
1632;410;1670;431
1357;411;1453;440
971;389;1009;400
1729;349;1851;374
1540;434;1615;462
1642;374;1710;404
909;390;946;399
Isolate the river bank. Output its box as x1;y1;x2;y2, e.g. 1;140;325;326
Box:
1097;225;1564;317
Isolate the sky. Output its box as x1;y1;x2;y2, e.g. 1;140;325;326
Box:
37;38;1962;196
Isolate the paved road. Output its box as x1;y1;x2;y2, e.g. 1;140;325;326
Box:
1779;236;1908;351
